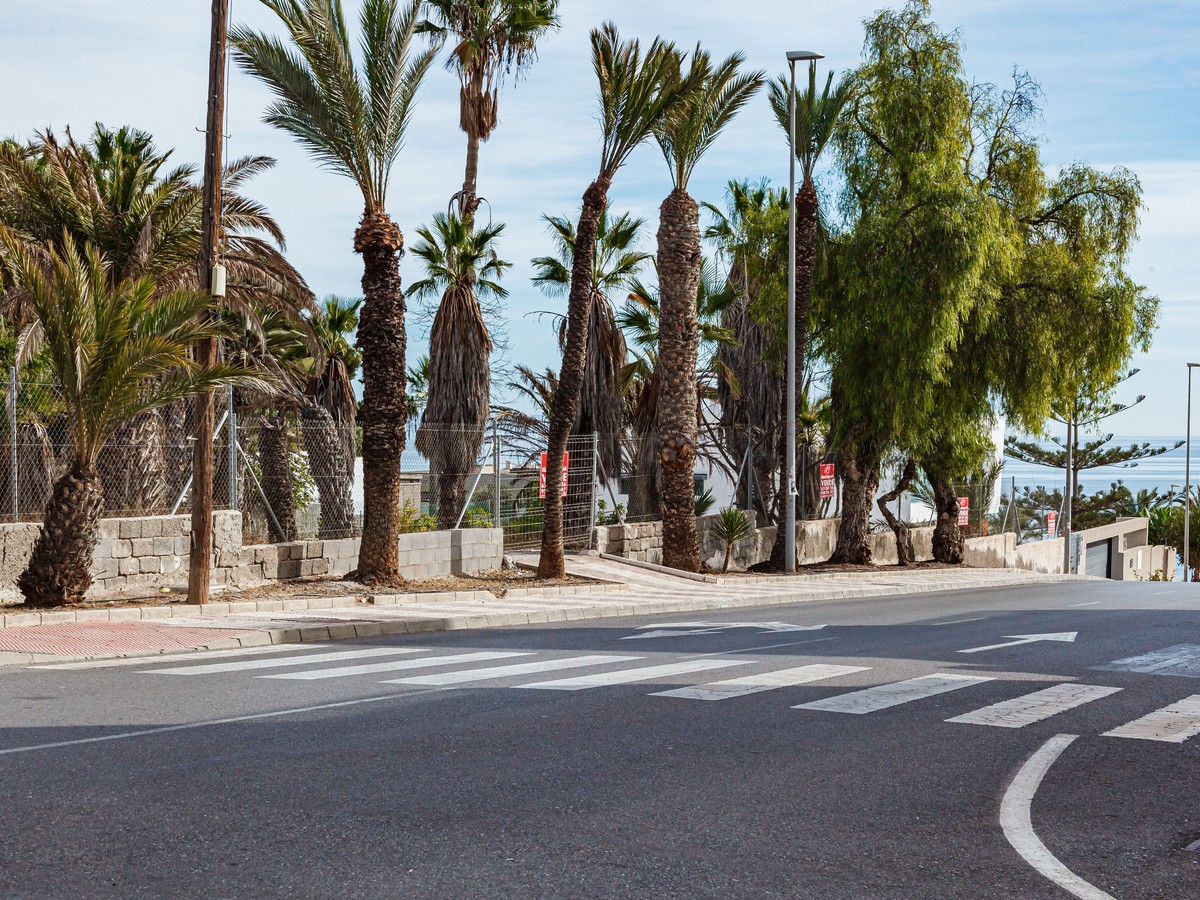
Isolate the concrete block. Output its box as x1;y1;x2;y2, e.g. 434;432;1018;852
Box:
131;537;155;557
118;558;138;576
305;541;324;559
152;537;175;556
118;519;140;539
97;520;120;540
107;608;142;622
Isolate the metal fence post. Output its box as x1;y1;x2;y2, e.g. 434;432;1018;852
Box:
8;367;16;522
227;384;238;510
588;432;599;550
745;425;753;512
492;419;501;529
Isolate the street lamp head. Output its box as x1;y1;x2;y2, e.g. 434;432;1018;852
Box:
786;50;824;63
1189;362;1200;368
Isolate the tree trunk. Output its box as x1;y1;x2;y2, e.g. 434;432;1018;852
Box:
353;209;407;584
300;402;356;540
877;459;917;566
19;460;104;607
460;132;481;226
258;411;298;543
656;188;702;573
829;436;882;565
931;472;966;564
768;176;820;570
539;178;610;578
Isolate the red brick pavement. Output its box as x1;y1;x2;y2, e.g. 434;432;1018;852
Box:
0;622;256;657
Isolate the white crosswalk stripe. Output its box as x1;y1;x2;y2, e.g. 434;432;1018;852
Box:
145;647;424;676
946;684;1122;728
262;650;531;681
33;643;331;670
381;655;641;686
516;659;747;691
652;664;870;701
1103;695;1200;743
794;673;993;714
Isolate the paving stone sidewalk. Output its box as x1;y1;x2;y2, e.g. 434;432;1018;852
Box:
0;555;1078;667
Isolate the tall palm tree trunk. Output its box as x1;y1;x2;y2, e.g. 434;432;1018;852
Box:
656;187;702;572
259;412;299;543
354;210;407;583
19;461;104;606
539;178;610;578
769;176;820;569
930;471;966;563
300;403;355;540
460;132;481;225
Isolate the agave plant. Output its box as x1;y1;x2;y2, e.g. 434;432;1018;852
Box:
711;507;753;574
0;235;261;606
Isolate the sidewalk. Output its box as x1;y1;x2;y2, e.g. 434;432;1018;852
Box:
0;555;1077;667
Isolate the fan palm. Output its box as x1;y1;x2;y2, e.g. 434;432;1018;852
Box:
0;236;260;606
418;0;558;222
409;212;509;528
232;0;436;584
766;64;851;568
652;47;762;571
536;22;697;578
531;210;649;482
491;364;556;463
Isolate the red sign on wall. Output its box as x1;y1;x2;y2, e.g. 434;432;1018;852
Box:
1046;510;1057;538
538;451;569;499
957;497;970;527
819;463;836;500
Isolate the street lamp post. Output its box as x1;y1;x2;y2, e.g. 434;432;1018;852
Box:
1186;364;1199;582
784;49;824;575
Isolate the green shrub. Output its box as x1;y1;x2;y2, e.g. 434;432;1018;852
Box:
712;507;753;573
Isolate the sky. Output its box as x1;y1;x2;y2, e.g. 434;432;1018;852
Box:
3;0;1198;438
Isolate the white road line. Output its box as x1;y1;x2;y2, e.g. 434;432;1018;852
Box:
793;673;993;714
947;684;1122;728
517;659;746;691
145;647;424;676
1103;695;1200;743
382;655;641;686
32;643;330;670
1070;601;1101;607
1000;734;1115;900
933;616;988;626
652;664;870;701
262;650;531;681
0;693;415;757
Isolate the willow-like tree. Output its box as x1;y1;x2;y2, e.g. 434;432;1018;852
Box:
419;0;558;223
825;0;1001;564
537;23;696;578
650;48;762;571
232;0;436;583
0;238;258;606
410;212;509;528
532;210;650;484
763;64;850;569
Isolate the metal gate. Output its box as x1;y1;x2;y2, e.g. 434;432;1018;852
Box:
1085;539;1112;578
498;433;598;551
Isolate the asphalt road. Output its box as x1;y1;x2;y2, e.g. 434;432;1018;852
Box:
1;577;1198;898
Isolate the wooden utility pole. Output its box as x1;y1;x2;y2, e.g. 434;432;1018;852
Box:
188;0;230;605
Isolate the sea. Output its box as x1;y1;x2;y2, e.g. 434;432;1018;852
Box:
1000;435;1195;499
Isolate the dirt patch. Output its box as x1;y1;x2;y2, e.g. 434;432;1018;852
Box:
0;568;607;612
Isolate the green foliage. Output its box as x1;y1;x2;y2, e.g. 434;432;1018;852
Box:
694;486;716;518
397;501;437;533
595;498;625;526
768;62;852;181
711;507;753;573
461;506;494;529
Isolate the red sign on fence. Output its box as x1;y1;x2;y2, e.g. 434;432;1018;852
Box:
957;497;970;527
538;451;569;499
819;463;836;500
1046;510;1057;538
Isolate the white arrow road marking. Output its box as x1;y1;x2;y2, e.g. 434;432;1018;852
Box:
1000;734;1116;900
958;632;1078;654
622;621;826;640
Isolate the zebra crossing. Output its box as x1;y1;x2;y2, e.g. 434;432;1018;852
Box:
37;644;1200;744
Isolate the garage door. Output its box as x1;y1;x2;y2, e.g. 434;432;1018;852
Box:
1085;540;1111;578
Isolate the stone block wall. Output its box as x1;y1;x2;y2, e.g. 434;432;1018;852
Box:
0;513;503;601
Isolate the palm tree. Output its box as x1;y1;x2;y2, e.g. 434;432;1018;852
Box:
767;64;851;568
409;212;509;528
418;0;559;223
0;125;312;517
536;22;695;578
0;236;259;606
652;47;762;571
232;0;436;584
703;180;789;523
619;260;737;522
531;210;650;481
